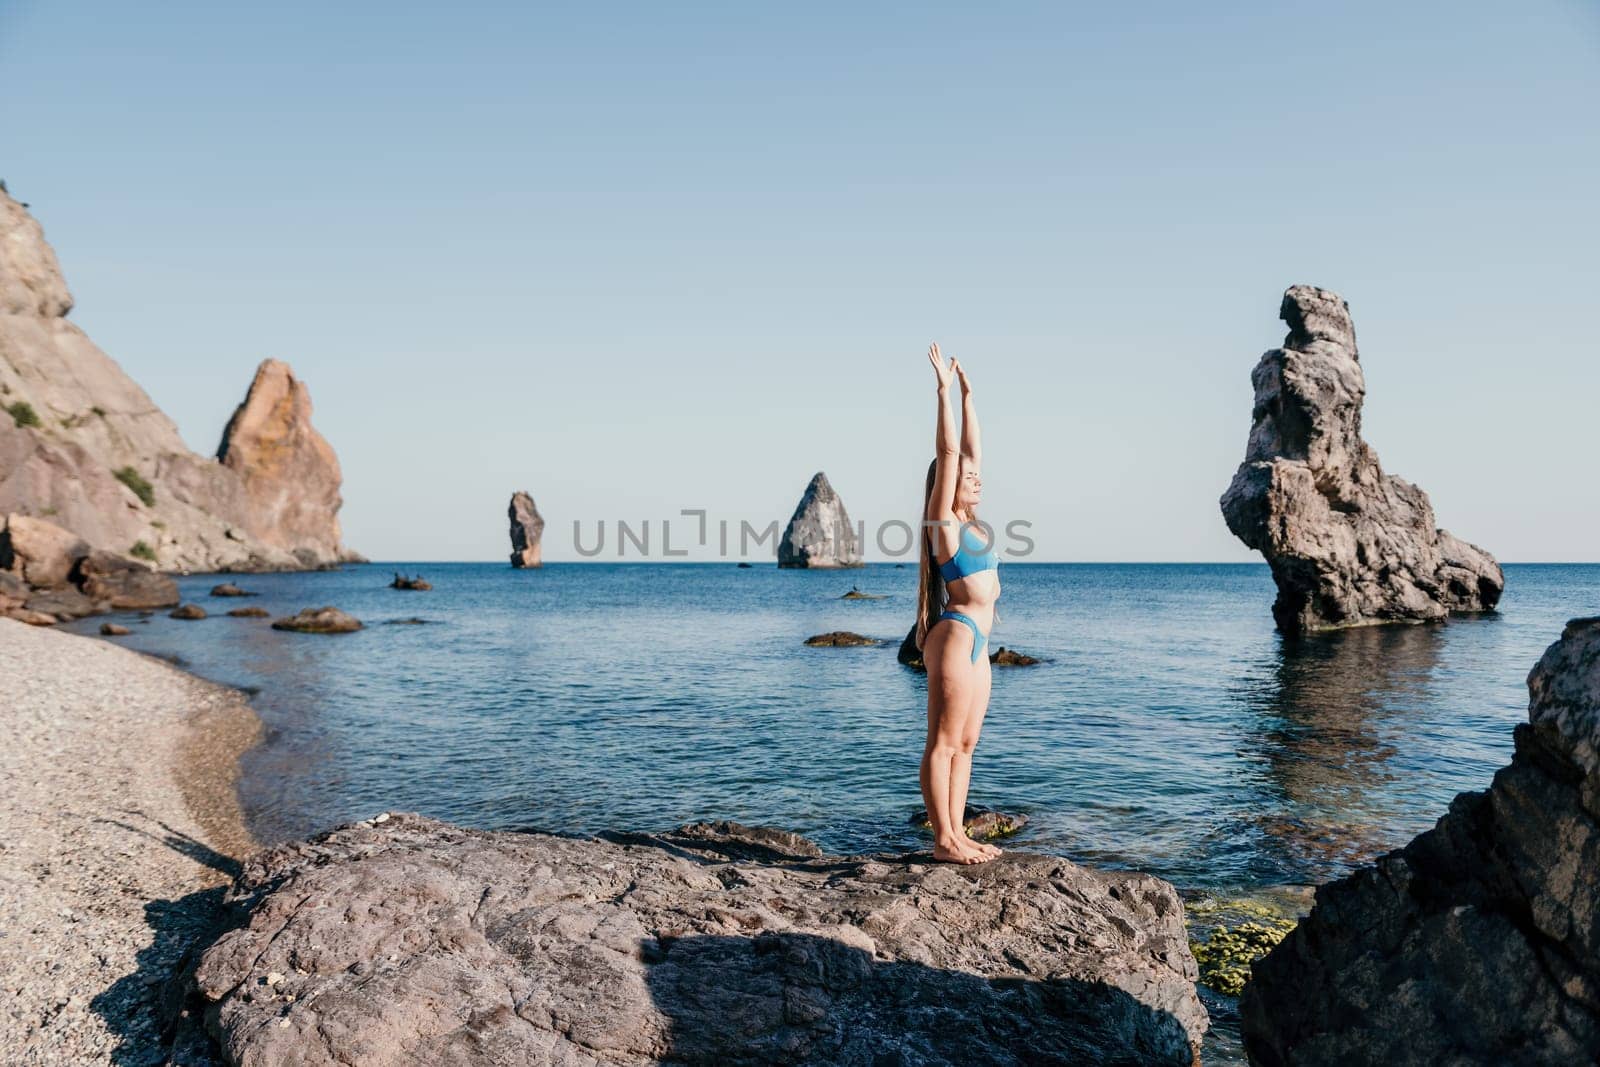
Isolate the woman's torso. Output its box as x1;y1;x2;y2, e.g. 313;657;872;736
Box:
937;524;1000;631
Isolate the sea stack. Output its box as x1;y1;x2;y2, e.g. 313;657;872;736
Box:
778;472;862;568
0;186;358;572
1241;617;1600;1064
1219;285;1503;633
509;491;544;568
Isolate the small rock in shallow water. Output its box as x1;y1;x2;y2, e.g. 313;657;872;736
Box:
99;622;130;636
227;606;271;618
271;606;362;633
209;582;255;597
169;603;207;620
908;805;1029;839
989;646;1040;666
803;631;881;647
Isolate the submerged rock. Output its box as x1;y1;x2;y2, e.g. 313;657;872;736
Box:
208;582;254;597
508;490;544;568
778;472;863;569
803;631;882;647
225;606;270;618
841;587;886;600
271;606;362;633
193;814;1206;1065
1241;617;1600;1065
909;805;1030;840
1219;286;1503;633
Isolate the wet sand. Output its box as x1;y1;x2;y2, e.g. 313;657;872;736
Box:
0;617;261;1065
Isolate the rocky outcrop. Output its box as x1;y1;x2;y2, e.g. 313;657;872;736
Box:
1241;617;1600;1065
0;187;358;572
1220;286;1503;633
778;472;862;569
0;513;177;622
193;814;1206;1065
508;490;544;568
802;631;882;647
216;360;353;568
271;606;362;634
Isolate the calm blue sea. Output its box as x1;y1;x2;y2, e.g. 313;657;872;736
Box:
65;562;1599;895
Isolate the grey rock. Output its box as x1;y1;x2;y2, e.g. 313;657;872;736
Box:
1220;286;1503;633
0;513;88;587
74;549;179;609
208;583;254;597
271;606;362;633
194;814;1207;1065
98;622;130;636
169;603;207;620
778;472;862;569
24;586;95;620
509;490;544;568
1241;617;1600;1065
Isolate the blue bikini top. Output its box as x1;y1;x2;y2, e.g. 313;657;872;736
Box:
938;523;1000;583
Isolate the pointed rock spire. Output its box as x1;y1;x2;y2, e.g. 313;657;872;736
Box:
778;472;863;568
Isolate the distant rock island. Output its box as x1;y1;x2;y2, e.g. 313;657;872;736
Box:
778;471;863;568
0;187;359;574
1242;616;1600;1064
508;490;544;567
1220;285;1502;633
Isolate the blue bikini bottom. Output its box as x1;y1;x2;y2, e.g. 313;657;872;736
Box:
939;610;989;664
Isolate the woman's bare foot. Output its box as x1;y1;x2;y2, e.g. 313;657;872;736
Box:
932;838;986;864
964;834;1002;859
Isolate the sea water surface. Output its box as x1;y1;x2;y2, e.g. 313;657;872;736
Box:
64;562;1600;1056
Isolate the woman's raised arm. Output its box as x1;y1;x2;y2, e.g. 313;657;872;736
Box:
927;343;959;524
955;360;980;466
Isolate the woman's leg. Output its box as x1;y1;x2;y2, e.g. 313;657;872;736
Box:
949;655;999;857
920;622;988;863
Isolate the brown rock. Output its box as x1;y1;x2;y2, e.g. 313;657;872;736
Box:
169;603;207;620
216;359;350;567
803;631;882;647
209;582;254;597
99;622;130;636
271;606;362;634
389;572;432;590
24;587;95;620
6;607;56;626
226;606;271;618
509;491;544;568
0;513;88;587
74;550;179;609
989;646;1040;666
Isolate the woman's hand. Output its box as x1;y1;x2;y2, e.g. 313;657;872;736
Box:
928;342;954;391
953;358;972;396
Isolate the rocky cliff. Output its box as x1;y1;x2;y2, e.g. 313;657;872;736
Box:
0;188;358;572
1220;286;1502;633
778;471;862;568
193;815;1207;1065
1240;617;1600;1065
508;490;543;567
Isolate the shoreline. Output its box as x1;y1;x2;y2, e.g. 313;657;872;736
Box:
0;618;261;1064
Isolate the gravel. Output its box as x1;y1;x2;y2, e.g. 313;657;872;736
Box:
0;618;261;1065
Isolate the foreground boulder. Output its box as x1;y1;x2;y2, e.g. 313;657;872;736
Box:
0;186;360;571
778;472;863;568
1241;617;1600;1065
509;490;544;568
1219;286;1503;633
194;815;1207;1065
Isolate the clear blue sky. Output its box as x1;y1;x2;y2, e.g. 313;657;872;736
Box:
4;1;1596;561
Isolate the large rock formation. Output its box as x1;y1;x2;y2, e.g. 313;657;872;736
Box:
778;471;863;568
508;490;544;568
0;513;178;621
193;815;1208;1065
0;187;358;572
1241;617;1600;1065
1220;286;1502;633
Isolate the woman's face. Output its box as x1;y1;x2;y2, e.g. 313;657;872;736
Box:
955;458;983;509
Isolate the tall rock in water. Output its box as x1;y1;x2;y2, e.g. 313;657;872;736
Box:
0;186;357;571
1220;286;1502;633
216;360;349;568
778;471;863;568
508;491;544;568
1241;617;1600;1065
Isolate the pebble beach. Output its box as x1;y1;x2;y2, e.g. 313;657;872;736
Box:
0;618;260;1065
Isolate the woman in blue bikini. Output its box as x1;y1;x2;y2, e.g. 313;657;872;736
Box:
916;343;1002;865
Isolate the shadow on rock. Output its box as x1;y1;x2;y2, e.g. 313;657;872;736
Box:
642;930;1193;1066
